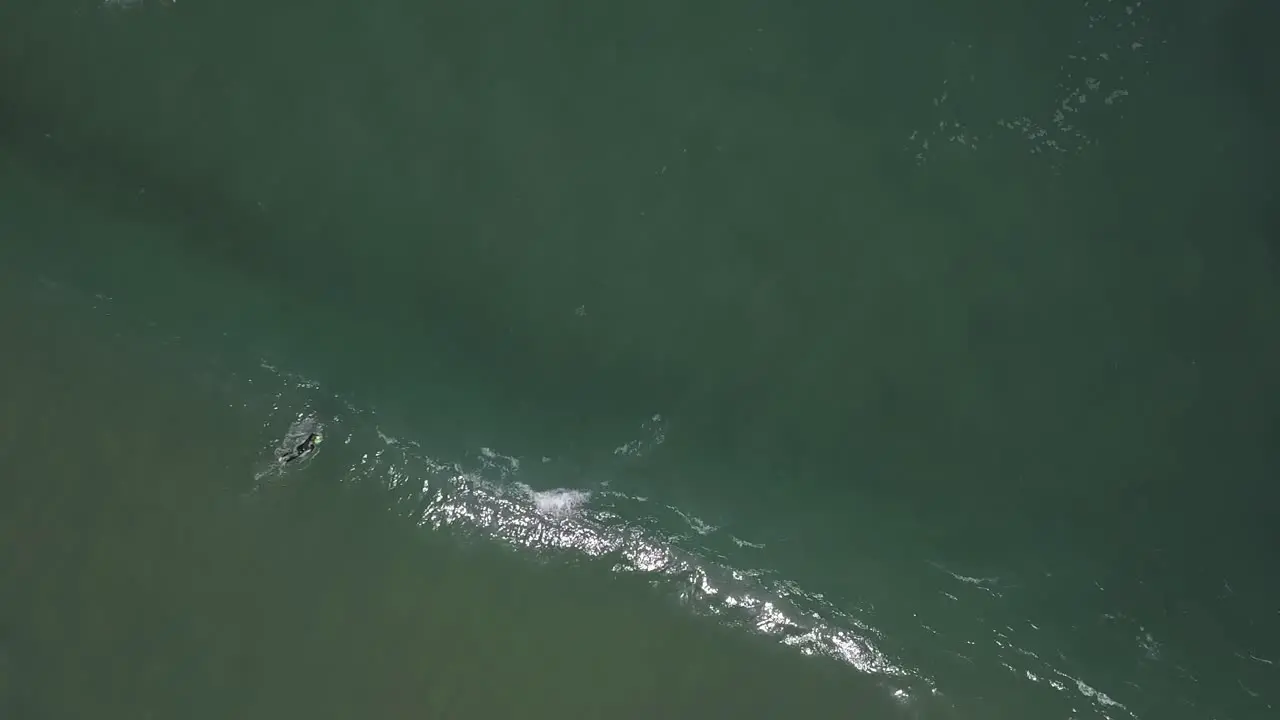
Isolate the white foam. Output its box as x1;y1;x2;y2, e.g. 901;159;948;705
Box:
530;488;592;518
674;508;717;535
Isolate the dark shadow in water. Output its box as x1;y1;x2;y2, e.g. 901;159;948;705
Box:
0;87;286;291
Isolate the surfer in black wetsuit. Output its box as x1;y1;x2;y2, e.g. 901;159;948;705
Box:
279;431;323;464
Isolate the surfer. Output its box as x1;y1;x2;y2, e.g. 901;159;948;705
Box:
250;417;327;486
278;431;323;464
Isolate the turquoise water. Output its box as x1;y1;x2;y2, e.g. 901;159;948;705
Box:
2;1;1279;718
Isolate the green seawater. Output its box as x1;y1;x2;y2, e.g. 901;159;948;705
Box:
1;1;1278;718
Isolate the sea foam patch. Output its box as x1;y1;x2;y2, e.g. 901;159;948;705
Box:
527;486;592;518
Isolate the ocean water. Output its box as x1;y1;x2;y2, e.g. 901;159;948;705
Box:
2;1;1278;718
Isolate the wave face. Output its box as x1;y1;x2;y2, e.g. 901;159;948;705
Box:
252;380;920;685
243;362;1157;720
